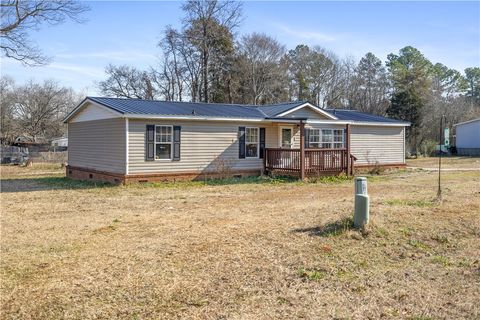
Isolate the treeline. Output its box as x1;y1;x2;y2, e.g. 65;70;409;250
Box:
0;77;82;144
98;1;480;152
1;0;479;152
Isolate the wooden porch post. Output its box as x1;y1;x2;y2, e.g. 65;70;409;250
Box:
346;124;351;176
263;148;267;175
300;121;305;180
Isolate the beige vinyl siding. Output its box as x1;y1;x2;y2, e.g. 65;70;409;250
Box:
350;125;405;165
128;120;279;174
285;107;330;119
68;118;126;173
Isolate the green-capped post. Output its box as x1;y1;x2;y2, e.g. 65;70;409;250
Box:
354;177;369;228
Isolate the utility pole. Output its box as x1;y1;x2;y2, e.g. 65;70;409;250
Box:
437;115;446;200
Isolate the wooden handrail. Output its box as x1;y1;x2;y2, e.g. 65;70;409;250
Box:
265;148;352;176
266;148;347;151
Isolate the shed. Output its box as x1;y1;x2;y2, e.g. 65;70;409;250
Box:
454;118;480;156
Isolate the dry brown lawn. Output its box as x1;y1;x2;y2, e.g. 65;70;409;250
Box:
1;159;479;319
407;156;480;170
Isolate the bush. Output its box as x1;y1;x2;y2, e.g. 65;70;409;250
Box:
420;140;437;157
368;161;385;175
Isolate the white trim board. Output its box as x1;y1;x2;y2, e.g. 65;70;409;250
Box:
453;118;480;127
278;126;294;148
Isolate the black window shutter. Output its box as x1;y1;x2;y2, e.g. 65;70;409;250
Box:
238;127;246;159
259;128;266;159
304;128;310;148
173;126;181;161
146;125;155;161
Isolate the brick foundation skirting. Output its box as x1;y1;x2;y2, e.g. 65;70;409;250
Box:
66;163;406;185
66;166;261;185
66;166;125;184
124;169;261;184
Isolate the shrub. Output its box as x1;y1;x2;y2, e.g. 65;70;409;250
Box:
420;140;437;157
368;161;385;175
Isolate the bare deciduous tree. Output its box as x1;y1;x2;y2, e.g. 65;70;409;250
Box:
98;64;155;100
12;80;79;142
236;33;286;105
0;0;89;66
0;76;16;144
350;52;390;114
181;0;242;102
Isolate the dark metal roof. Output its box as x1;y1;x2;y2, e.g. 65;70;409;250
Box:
88;97;266;118
324;109;409;124
70;97;408;125
255;101;309;117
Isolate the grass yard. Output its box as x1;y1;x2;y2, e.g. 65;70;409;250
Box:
1;158;479;319
406;156;480;170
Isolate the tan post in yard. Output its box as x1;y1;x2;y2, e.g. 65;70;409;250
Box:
346;124;351;176
300;120;305;180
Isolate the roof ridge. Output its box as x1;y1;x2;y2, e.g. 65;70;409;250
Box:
88;96;262;108
256;100;308;108
89;96;311;108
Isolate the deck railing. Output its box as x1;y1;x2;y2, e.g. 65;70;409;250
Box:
265;148;355;176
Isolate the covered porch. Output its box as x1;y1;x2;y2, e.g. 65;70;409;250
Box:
262;120;356;178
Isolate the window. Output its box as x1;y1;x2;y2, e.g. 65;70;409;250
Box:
309;129;321;148
155;125;172;159
309;128;345;149
321;129;333;148
245;127;259;158
333;129;344;149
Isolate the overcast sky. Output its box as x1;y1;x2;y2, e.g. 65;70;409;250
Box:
2;1;479;95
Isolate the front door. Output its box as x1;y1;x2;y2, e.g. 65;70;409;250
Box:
280;127;293;148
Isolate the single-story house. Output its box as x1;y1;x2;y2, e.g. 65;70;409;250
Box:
454;118;480;156
63;97;410;184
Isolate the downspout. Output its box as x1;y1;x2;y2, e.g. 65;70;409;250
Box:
125;118;129;176
300;120;305;180
346;123;351;176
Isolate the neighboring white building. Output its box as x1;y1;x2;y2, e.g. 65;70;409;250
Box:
454;118;480;156
51;137;68;148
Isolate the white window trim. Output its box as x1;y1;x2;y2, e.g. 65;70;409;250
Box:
245;126;260;159
154;125;173;161
278;126;293;148
308;128;321;148
333;129;344;149
309;128;345;149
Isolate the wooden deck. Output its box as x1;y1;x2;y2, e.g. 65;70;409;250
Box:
264;148;355;177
